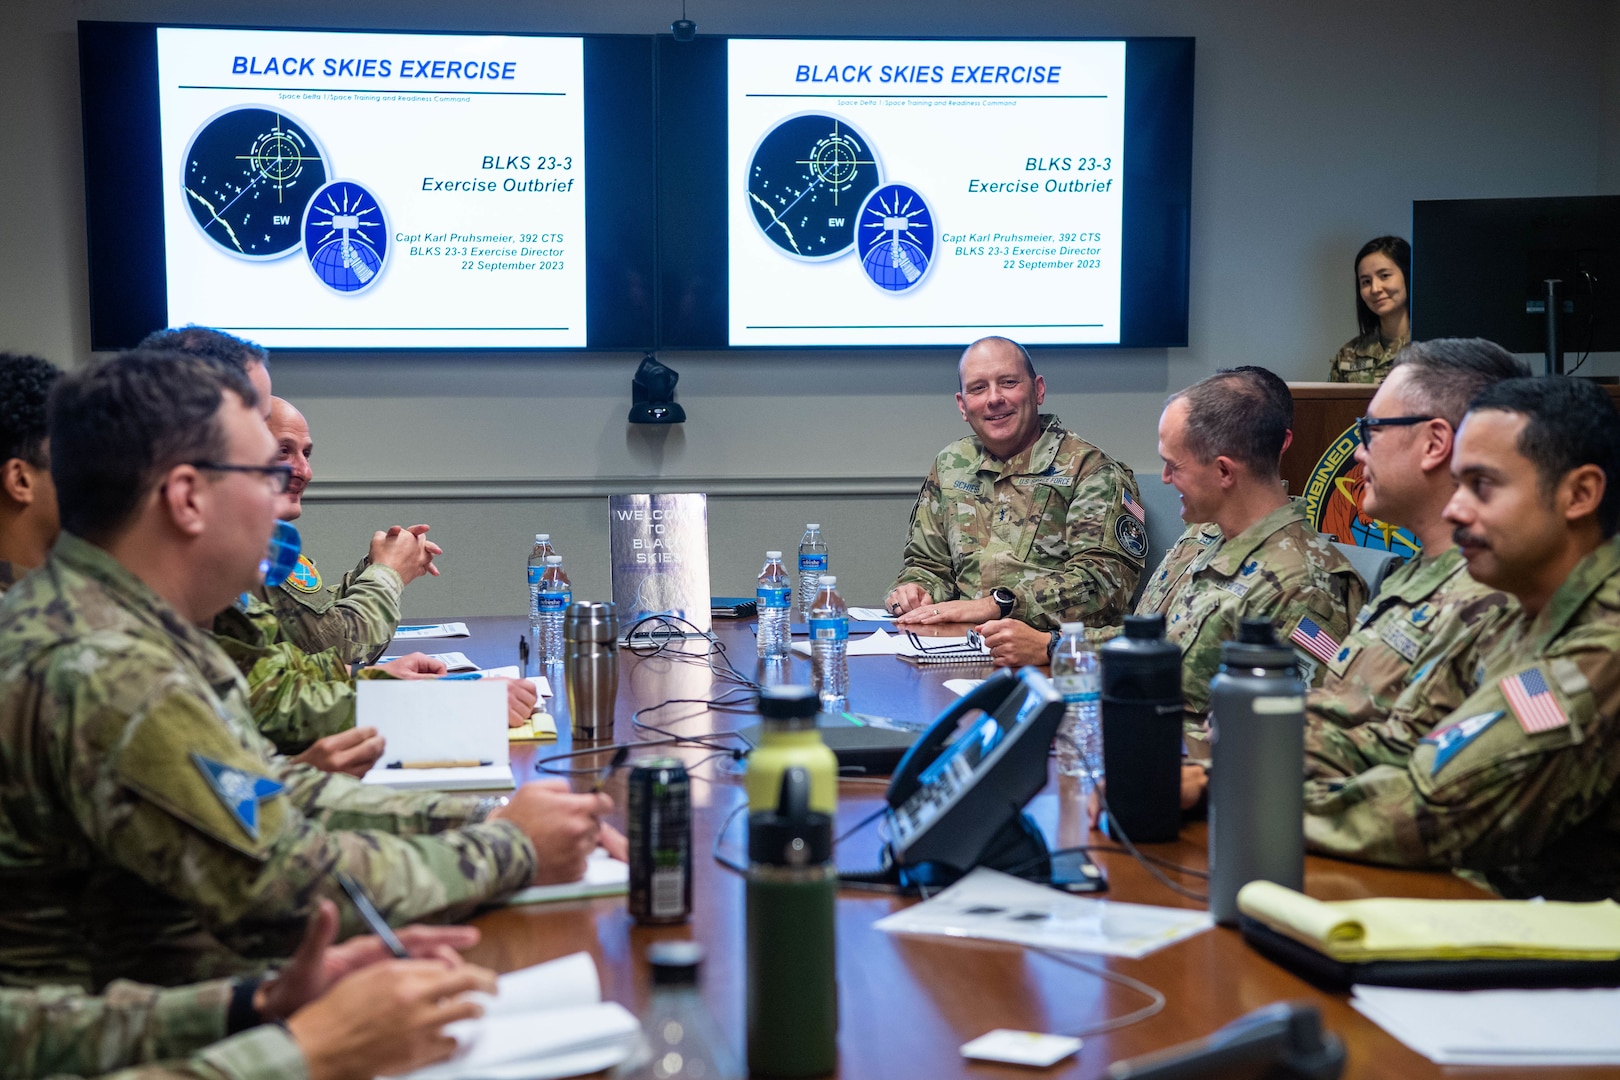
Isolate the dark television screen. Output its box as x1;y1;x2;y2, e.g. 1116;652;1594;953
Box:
1412;196;1620;358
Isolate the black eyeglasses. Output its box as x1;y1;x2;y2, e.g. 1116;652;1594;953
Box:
1356;415;1437;444
188;462;296;493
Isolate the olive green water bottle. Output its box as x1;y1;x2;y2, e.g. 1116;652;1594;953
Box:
746;767;837;1077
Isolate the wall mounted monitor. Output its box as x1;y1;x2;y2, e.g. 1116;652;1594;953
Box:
1412;196;1620;360
80;22;654;350
657;36;1194;349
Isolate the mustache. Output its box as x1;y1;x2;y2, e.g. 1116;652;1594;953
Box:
1452;526;1488;549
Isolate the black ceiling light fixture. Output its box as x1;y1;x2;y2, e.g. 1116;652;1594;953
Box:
671;0;696;42
629;353;686;424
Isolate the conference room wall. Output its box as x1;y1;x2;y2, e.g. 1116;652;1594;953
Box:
3;1;1617;616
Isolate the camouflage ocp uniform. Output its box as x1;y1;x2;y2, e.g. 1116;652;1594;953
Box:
0;533;535;991
211;596;387;754
1329;332;1408;384
891;414;1145;630
1304;546;1522;778
259;552;399;666
1097;503;1366;752
1305;536;1620;901
1;979;304;1080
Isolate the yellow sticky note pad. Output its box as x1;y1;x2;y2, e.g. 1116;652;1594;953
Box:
509;712;558;742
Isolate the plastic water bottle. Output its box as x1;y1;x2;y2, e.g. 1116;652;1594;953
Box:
536;554;571;664
797;523;828;619
756;550;791;659
1050;622;1102;787
525;533;556;644
631;942;742;1080
808;575;848;712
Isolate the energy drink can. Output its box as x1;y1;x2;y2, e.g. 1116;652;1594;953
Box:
628;757;691;924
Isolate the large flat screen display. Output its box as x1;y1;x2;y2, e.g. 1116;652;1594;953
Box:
80;23;654;350
730;39;1123;347
658;36;1194;350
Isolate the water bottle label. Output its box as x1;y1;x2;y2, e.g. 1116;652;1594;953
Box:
757;585;791;609
526;565;544;586
537;589;571;613
799;553;828;573
810;617;848;641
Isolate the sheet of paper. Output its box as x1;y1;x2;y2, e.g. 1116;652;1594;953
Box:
944;679;985;697
1351;985;1620;1065
874;867;1212;959
376;651;478;671
358;681;513;791
848;607;898;622
791;627;903;658
392;622;471;640
506;849;628;905
476;951;600;1016
475;667;554;696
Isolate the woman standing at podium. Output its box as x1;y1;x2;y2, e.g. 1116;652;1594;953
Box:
1329;235;1411;383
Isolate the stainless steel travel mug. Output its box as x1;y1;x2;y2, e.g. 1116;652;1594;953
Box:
564;601;618;742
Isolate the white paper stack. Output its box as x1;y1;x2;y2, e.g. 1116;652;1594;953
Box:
1352;985;1620;1066
874;867;1213;959
390;952;642;1080
358;681;514;791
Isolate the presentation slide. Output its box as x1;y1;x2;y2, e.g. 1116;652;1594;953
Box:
155;28;585;348
727;39;1126;347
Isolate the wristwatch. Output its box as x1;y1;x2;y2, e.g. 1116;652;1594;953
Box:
1047;628;1062;661
470;795;510;822
990;587;1016;620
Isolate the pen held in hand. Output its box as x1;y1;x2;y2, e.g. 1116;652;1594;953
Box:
593;745;631;792
386;759;493;769
335;871;408;959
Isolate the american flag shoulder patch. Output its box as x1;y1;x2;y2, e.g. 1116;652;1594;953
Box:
1289;616;1341;664
1500;667;1570;734
1122;489;1146;523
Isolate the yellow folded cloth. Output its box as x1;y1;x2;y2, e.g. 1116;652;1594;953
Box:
1237;880;1620;962
508;712;558;742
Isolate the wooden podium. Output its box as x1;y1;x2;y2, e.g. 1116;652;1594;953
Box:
1282;383;1374;498
1283;380;1620;500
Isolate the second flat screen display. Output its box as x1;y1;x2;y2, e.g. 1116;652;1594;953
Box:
727;39;1127;347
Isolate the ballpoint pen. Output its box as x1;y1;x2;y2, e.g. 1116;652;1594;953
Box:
594;745;630;792
335;871;408;959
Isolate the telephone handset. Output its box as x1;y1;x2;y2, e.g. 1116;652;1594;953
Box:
881;668;1066;891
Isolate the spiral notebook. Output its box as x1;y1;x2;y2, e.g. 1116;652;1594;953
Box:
896;632;993;666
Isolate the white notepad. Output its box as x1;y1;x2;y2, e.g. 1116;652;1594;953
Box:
390;952;641;1080
505;849;628;905
358;681;514;791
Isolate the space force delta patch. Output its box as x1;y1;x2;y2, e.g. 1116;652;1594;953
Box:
191;753;284;839
1425;710;1502;776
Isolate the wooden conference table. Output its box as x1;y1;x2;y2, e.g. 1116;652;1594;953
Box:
392;616;1603;1080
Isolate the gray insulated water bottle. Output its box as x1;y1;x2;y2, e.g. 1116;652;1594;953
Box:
1208;618;1306;925
1098;614;1184;844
